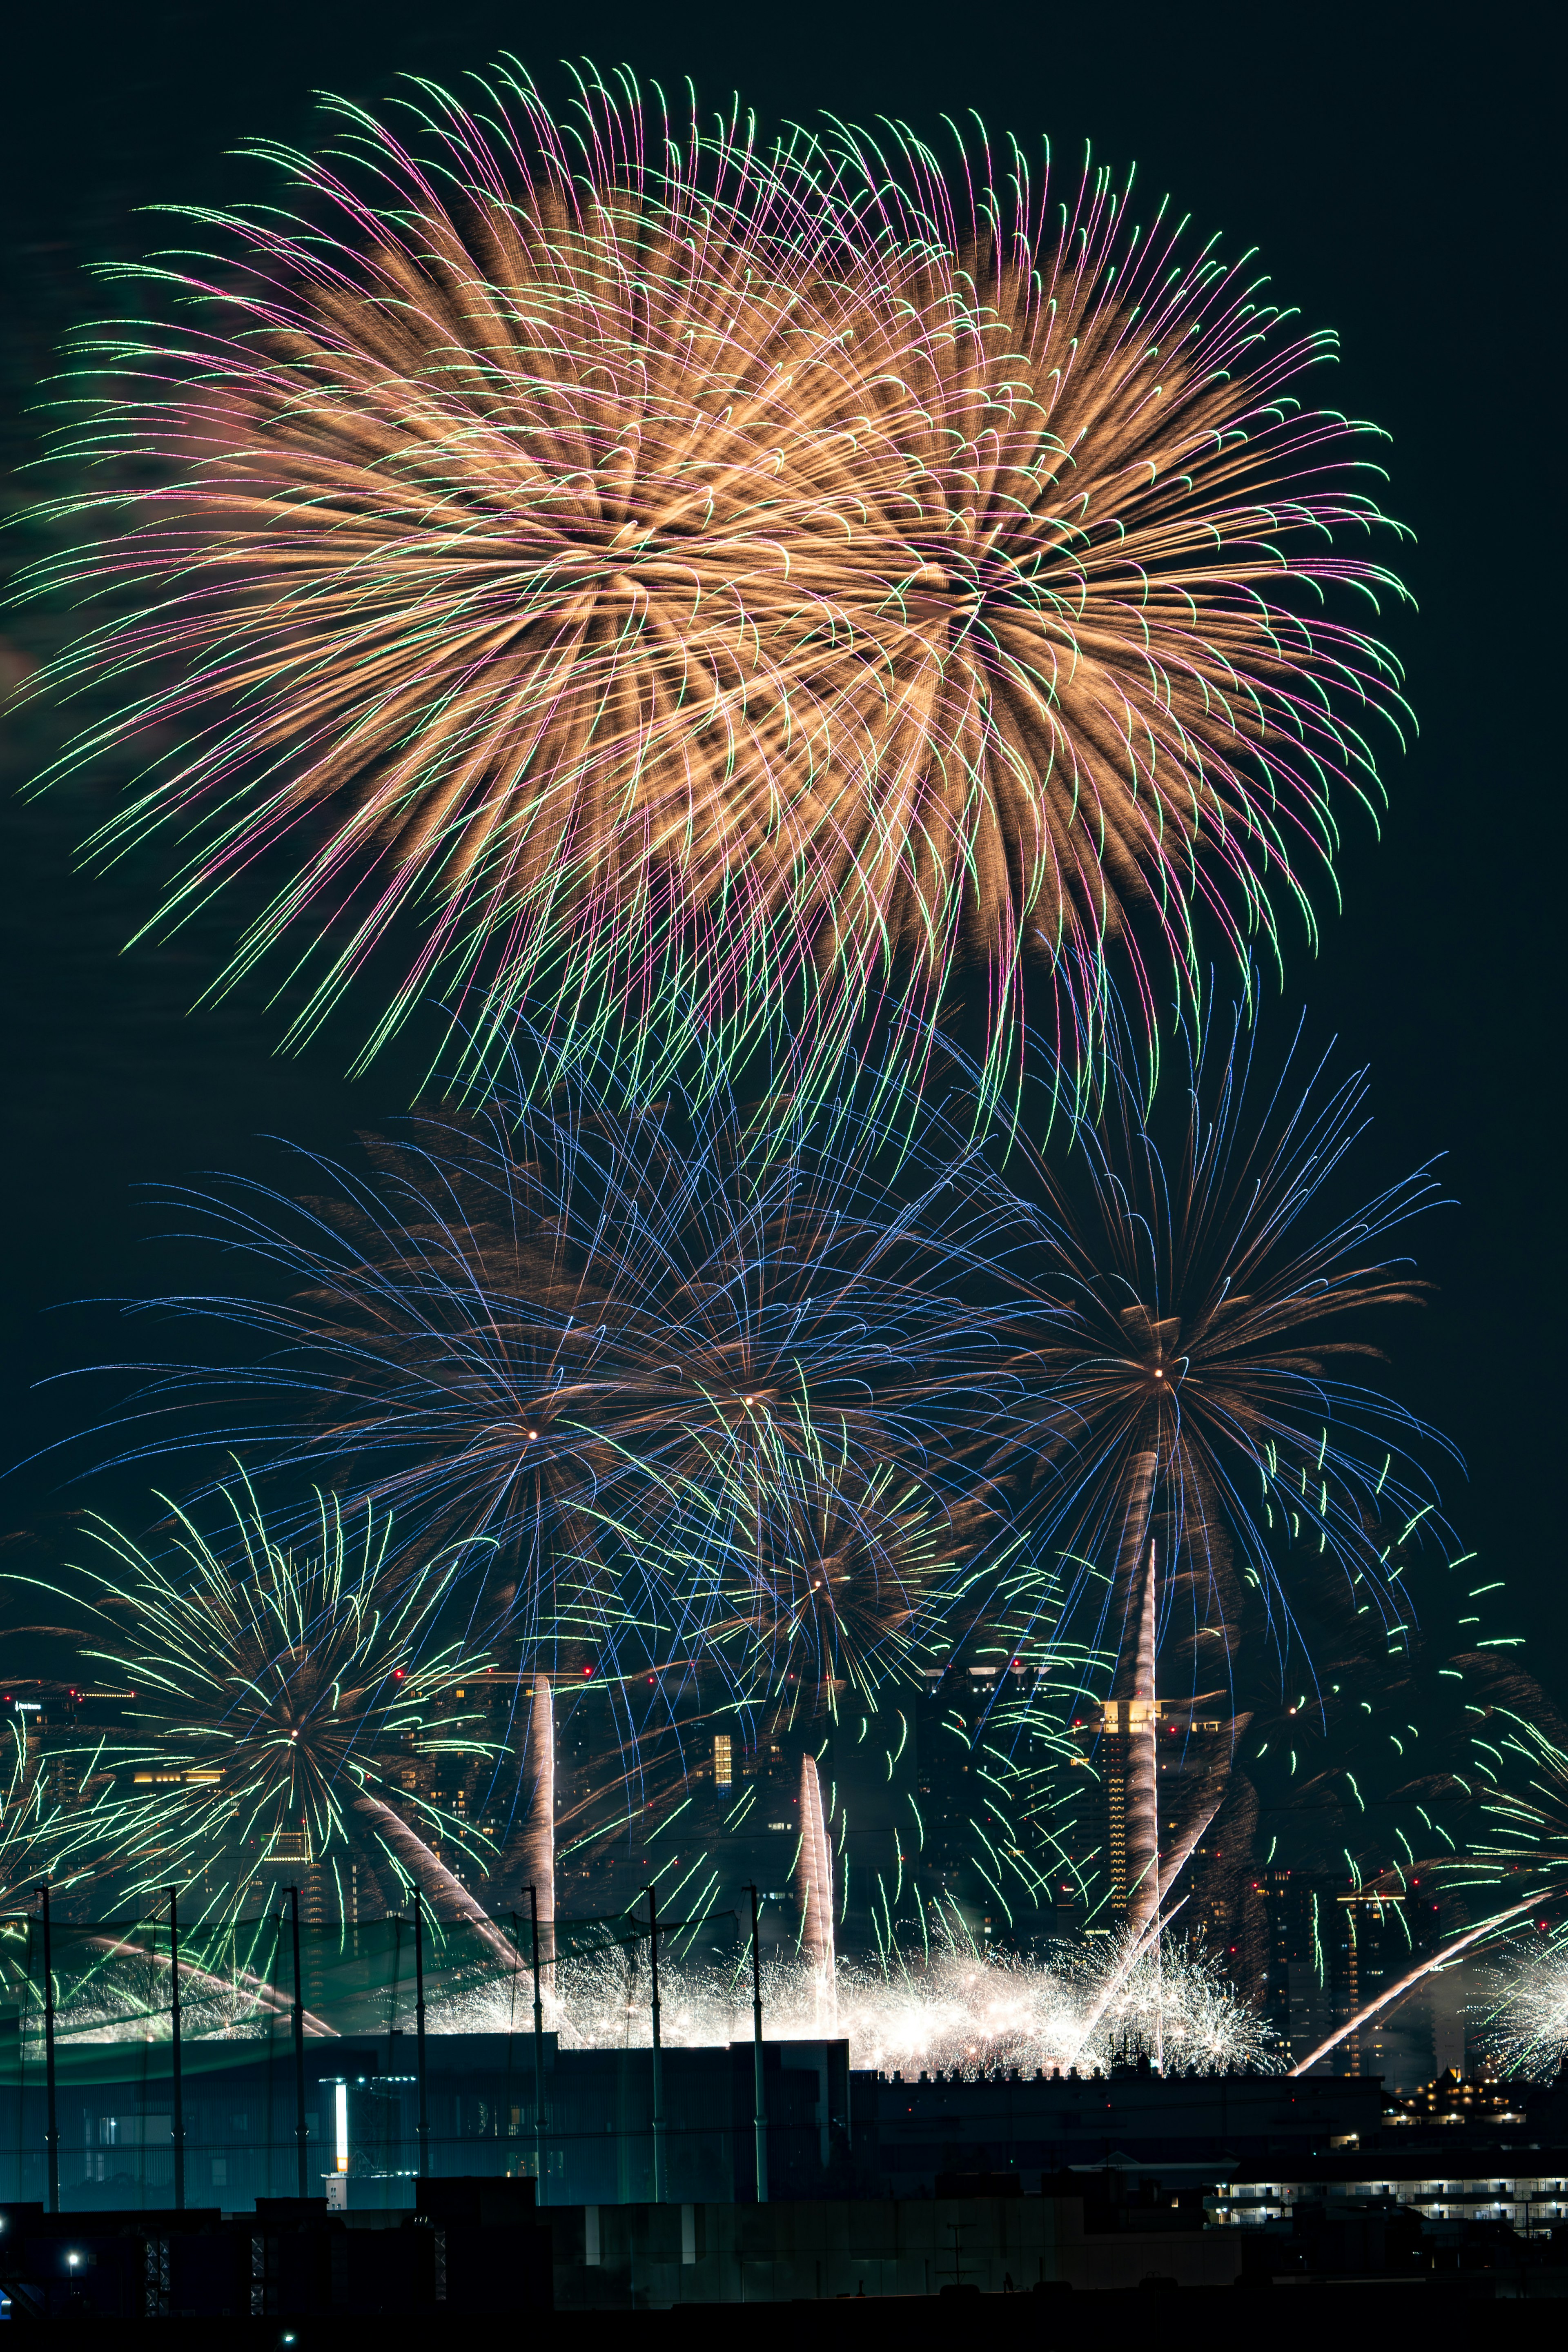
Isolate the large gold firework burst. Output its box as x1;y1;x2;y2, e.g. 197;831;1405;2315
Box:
26;66;1407;1082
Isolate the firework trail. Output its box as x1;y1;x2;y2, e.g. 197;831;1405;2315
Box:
487;1671;556;1951
15;63;1408;1096
1123;1541;1160;1936
873;1611;1105;1947
1187;1512;1546;2007
88;1067;1016;1768
0;1706;118;1910
797;1753;837;2030
4;1478;506;1936
1437;1707;1568;1905
1287;1895;1543;2076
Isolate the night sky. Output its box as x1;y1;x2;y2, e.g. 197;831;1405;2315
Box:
0;2;1557;1697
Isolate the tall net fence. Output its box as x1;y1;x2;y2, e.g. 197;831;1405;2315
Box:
0;1904;766;2211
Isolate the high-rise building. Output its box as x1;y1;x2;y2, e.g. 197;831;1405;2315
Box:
1253;1869;1445;2086
1070;1702;1234;1923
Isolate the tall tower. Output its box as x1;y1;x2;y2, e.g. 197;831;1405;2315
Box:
797;1755;837;2031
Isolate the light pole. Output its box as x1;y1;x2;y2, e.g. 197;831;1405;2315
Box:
646;1886;666;2204
412;1886;430;2178
287;1886;307;2198
36;1883;58;2215
746;1884;768;2203
167;1887;185;2209
528;1885;547;2201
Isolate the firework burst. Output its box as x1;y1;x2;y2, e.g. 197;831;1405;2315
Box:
97;1070;1015;1743
1477;1935;1568;2081
16;63;1408;1092
7;1481;503;1931
1062;1926;1282;2076
441;1925;1278;2077
703;1459;997;1709
989;1017;1450;1697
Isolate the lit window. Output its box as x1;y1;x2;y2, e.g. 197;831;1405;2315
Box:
714;1736;733;1789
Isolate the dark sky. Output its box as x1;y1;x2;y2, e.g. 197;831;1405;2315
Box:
0;2;1558;1677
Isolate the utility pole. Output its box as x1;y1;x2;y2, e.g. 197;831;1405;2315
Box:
747;1883;768;2203
37;1884;58;2215
413;1888;430;2178
288;1886;307;2198
528;1887;547;2203
167;1887;185;2210
1146;1540;1164;2076
646;1885;666;2204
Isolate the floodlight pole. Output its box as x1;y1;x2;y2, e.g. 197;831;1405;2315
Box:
167;1886;185;2210
646;1885;666;2204
413;1887;430;2178
747;1884;768;2203
528;1886;548;2203
37;1884;58;2215
288;1885;307;2197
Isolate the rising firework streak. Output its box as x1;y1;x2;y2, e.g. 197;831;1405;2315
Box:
488;1673;556;1959
1288;1897;1541;2076
797;1754;837;2031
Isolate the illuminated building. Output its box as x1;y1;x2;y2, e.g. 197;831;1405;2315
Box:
1071;1702;1233;1922
1252;1870;1447;2086
1206;2156;1568;2238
